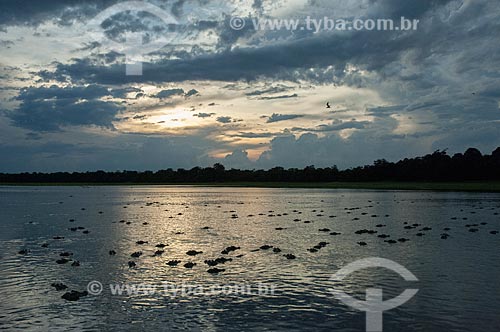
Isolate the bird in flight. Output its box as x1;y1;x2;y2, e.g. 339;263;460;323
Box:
326;102;331;109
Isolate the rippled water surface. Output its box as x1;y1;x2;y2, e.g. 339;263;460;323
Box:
1;186;499;331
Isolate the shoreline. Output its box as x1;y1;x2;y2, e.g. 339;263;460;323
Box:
1;181;500;192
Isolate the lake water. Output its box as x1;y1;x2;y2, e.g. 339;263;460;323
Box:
0;186;499;331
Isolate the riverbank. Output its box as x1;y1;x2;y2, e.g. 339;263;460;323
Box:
2;181;500;192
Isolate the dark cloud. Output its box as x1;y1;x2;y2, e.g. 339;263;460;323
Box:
110;86;143;98
185;89;199;97
5;85;123;131
224;150;252;169
266;113;304;123
0;136;213;172
155;88;185;99
231;131;283;138
245;86;291;96
154;88;198;99
193;112;215;118
258;94;298;100
292;120;370;132
0;0;118;27
216;116;232;124
30;1;458;86
256;131;429;169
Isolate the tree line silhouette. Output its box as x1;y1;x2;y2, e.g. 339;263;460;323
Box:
1;147;499;184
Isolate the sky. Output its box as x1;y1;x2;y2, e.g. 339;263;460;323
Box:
0;0;499;172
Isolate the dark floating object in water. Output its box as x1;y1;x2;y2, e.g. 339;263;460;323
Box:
71;261;80;267
143;222;148;225
136;240;148;245
51;283;68;291
82;230;90;234
109;250;117;255
283;254;296;260
275;227;285;230
273;247;282;253
385;240;398;244
490;230;499;235
221;246;240;254
153;250;164;256
329;232;341;235
128;261;136;268
56;258;71;264
421;227;432;231
319;228;330;232
131;251;143;258
155;243;167;248
69;219;75;222
376;224;386;228
443;228;451;231
186;250;203;256
18;249;29;255
469;228;479;233
357;242;367;246
62;290;88;301
307;248;318;253
184;262;196;268
355;229;377;235
416;233;425;237
397;238;410;243
378;234;390;239
41;243;49;248
260;245;273;250
441;233;450;239
207;268;225;274
205;257;233;266
53;236;64;240
167;260;181;266
201;226;211;229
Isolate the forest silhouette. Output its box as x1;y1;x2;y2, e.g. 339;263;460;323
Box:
1;147;499;184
